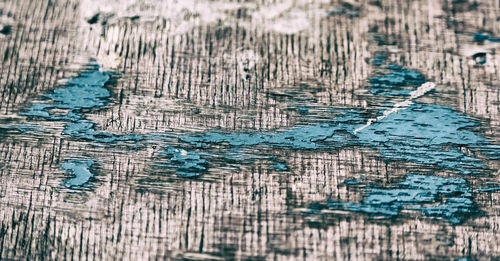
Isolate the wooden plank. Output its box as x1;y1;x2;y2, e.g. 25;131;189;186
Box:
0;0;499;260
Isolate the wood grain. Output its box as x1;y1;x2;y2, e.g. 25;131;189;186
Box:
0;0;499;260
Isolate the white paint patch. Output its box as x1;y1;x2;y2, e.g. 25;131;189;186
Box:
79;0;333;35
354;82;435;134
237;49;260;79
410;82;435;99
250;0;331;34
269;12;311;34
97;51;122;71
79;0;242;35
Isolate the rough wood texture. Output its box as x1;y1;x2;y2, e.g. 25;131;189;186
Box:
0;0;499;260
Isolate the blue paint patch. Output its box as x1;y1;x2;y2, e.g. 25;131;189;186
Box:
61;159;95;188
480;144;500;160
422;197;476;224
477;187;500;192
181;124;343;149
369;65;425;96
63;121;144;143
181;112;364;150
7;123;46;133
182;104;484;174
22;66;111;121
297;107;309;114
355;104;485;174
301;65;496;223
473;32;500;43
344;179;363;185
158;147;208;178
45;70;110;109
472;52;487;65
19;63;147;189
274;162;288;171
371;55;387;66
311;174;476;224
22;64;144;145
473;32;490;42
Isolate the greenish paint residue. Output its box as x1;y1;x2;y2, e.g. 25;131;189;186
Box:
16;58;498;228
61;159;95;188
357;64;485;173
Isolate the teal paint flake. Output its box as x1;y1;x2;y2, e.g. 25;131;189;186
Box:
61;159;95;188
274;162;289;171
22;66;111;121
311;174;476;224
63;121;144;143
369;65;426;96
158;147;208;178
355;103;485;173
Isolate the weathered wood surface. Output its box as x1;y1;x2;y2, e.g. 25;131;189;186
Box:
0;0;499;260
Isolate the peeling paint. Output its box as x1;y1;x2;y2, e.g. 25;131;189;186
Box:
23;66;111;121
61;159;96;188
158;147;208;178
355;103;485;174
181;102;485;174
369;65;426;96
274;162;288;171
63;121;144;143
310;174;477;224
21;64;145;188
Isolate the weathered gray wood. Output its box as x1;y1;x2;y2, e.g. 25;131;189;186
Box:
0;0;499;260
